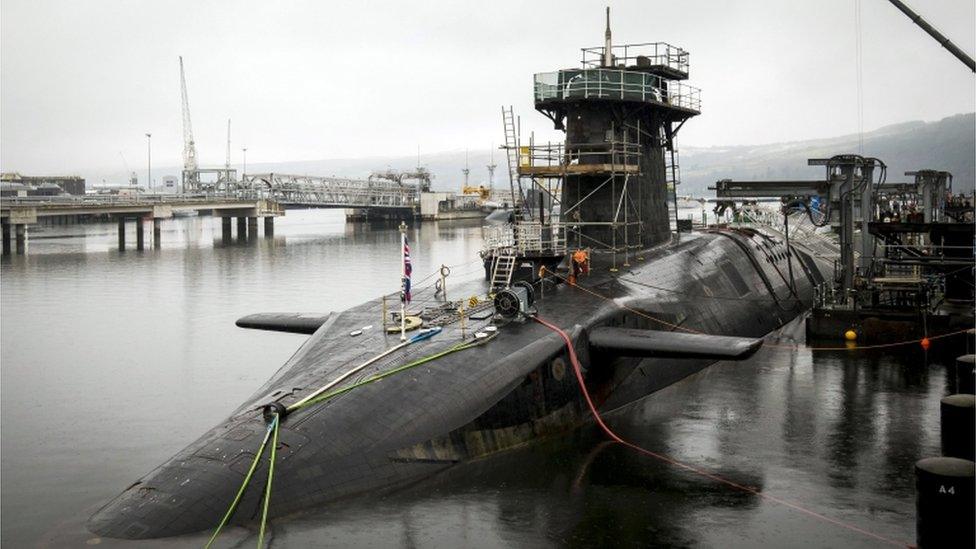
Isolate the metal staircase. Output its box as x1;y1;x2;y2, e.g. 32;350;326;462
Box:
490;253;516;293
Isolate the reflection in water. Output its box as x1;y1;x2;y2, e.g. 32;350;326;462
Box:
1;210;957;548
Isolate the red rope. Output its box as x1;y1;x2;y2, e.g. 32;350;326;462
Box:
532;315;910;548
541;266;967;352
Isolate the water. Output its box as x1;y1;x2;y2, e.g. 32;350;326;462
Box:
1;210;958;547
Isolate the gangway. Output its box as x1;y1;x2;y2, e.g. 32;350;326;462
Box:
241;173;419;210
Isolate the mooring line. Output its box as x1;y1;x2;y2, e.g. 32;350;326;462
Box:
256;413;280;549
206;332;495;548
204;416;277;549
287;326;442;411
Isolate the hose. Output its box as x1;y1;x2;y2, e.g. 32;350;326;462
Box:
531;314;907;547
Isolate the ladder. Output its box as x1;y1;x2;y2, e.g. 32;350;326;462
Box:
490;253;516;293
501;106;523;211
666;148;681;227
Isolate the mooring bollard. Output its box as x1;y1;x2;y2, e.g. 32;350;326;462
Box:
955;355;975;394
941;394;975;461
967;328;976;355
915;457;975;549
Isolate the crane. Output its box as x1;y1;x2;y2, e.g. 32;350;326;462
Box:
487;145;497;197
225;119;231;171
886;0;975;72
179;56;199;192
118;151;137;187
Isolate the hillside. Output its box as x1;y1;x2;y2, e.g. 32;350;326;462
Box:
678;113;975;194
89;113;975;195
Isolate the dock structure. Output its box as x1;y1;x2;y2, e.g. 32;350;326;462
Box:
241;172;420;221
712;156;975;342
0;169;441;254
0;196;282;254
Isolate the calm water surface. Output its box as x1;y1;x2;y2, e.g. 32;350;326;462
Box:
1;210;957;547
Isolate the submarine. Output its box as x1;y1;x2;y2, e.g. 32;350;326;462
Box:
88;11;834;540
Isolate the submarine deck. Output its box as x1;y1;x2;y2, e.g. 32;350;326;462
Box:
28;317;964;548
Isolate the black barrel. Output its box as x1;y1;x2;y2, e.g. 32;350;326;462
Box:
941;394;975;461
955;355;975;394
915;457;975;549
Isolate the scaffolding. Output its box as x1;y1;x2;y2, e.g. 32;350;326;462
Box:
496;119;647;269
484;18;701;282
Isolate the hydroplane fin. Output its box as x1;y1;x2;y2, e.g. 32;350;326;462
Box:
588;327;763;360
235;312;333;335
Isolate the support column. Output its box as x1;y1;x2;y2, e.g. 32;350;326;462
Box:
15;224;27;255
2;223;10;256
136;219;145;250
247;217;258;240
236;217;247;241
264;216;274;238
222;217;232;241
118;218;126;251
153;218;162;249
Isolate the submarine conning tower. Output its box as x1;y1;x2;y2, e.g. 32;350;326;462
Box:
526;8;701;257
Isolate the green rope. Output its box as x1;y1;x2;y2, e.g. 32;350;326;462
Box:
205;333;494;548
204;417;276;549
256;414;280;548
292;335;494;412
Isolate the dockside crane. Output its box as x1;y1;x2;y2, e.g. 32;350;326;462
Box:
487;146;497;198
118;151;138;187
180;56;200;193
885;0;975;72
225;119;232;171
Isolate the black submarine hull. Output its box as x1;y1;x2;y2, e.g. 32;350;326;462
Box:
88;228;831;539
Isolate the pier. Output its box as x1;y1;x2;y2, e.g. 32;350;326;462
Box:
0;195;282;253
0;169;435;254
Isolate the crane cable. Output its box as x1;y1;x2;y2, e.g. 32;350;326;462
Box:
855;0;865;155
531;314;909;548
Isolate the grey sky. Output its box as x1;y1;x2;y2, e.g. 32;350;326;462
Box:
2;0;974;176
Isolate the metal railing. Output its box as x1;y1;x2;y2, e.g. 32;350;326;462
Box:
483;221;567;256
534;69;701;112
516;141;642;171
0;194;255;208
581;42;690;75
242;173;418;208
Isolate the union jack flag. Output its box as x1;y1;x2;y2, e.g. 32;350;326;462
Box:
401;235;412;303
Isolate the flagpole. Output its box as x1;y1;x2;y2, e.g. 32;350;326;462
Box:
399;221;407;342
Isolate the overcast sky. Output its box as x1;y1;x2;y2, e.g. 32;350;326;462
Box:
2;0;974;176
